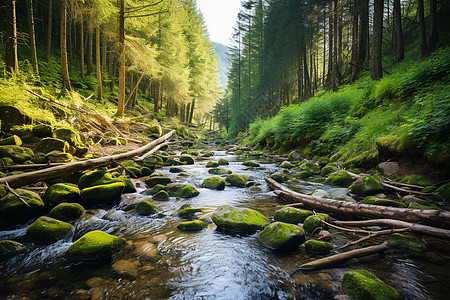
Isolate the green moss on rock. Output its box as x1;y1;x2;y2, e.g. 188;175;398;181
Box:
81;182;126;207
212;205;269;234
0;240;26;260
25;216;74;244
295;171;310;179
32;124;53;138
258;222;305;250
362;196;407;208
395;175;431;187
279;161;295;169
270;172;289;183
324;170;352;187
135;200;161;216
177;220;207;231
169;167;183;173
66;230;126;260
54;128;79;146
388;233;427;251
304;239;333;254
342;269;401;300
0;189;44;224
274;207;313;224
145;176;173;188
218;158;229;165
180;155;194;164
176;204;202;218
45;150;72;163
226;174;249;187
48;203;85;221
206;161;219;168
202;177;226;190
165;183;200;198
78;170;122;190
436;182;450;201
0;135;22;146
242;161;260;168
44;183;81;208
321;165;339;176
208;168;232;175
153;190;170;201
0;157;15;166
349;176;384;196
37;138;69;154
11;125;40;143
303;213;329;234
0;145;34;163
300;162;321;175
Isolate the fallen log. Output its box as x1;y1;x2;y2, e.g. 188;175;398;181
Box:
334;219;450;241
0;163;65;170
299;241;390;270
265;177;450;229
0;130;175;188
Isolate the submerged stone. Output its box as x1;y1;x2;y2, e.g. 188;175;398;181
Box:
202;176;226;190
212;205;269;234
25;216;74;244
208;168;232;175
274;207;313;224
177;220;207;231
44;183;81;208
176;204;202;218
66;230;126;260
258;222;305;250
342;269;401;300
304;239;333;254
48;203;85;221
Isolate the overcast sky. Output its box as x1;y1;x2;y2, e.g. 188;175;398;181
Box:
196;0;242;46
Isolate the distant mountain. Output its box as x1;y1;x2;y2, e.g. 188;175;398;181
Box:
214;42;230;91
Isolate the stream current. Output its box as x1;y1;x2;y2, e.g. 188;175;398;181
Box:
1;151;450;299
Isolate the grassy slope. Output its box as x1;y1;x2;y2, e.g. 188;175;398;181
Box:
244;48;450;173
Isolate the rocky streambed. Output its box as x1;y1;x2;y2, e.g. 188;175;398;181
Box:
1;147;450;299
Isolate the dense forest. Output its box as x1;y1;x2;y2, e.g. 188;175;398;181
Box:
1;0;221;123
215;0;449;171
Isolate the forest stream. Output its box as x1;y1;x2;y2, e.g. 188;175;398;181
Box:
1;149;449;300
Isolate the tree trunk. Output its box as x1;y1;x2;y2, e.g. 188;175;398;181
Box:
418;0;428;57
429;0;439;50
60;0;72;91
80;15;85;80
332;0;338;91
326;6;333;87
102;34;107;71
26;0;39;74
350;0;359;81
189;99;195;123
45;0;52;63
358;0;369;65
96;24;102;101
5;0;18;74
117;0;126;117
87;29;93;75
393;0;404;62
370;0;383;80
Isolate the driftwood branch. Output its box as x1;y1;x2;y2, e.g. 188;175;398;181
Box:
266;177;450;229
337;228;410;250
135;142;168;161
0;130;175;188
3;182;30;207
299;241;390;270
0;163;65;171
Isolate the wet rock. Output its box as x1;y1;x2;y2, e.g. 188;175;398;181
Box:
349;176;384;197
336;195;356;202
218;158;229;165
135;200;161;216
362;196;407;208
45;150;73;163
274;207;313;224
324;170;353;187
408;202;438;210
48;202;85;221
312;189;331;198
179;155;194;164
212;205;269;234
0;188;44;224
32;124;53;138
44;183;81;208
287;150;302;161
145;176;173;188
151;234;168;244
279;161;295;169
299;162;321;175
0;135;22;146
321;164;339;176
248;186;262;191
206;161;219;168
395;174;431;187
225;174;249;187
402;195;432;206
169;167;183;173
143;184;166;195
304;239;333;254
303;213;329;234
202;176;226;190
0;145;34;163
143;155;164;169
0;157;14;166
141;166;154;176
153;190;170;201
318;157;330;167
10;125;40;143
243;161;260;167
134;241;158;259
208;168;232;175
342;269;401;300
85;277;105;288
177;220;207;231
112;259;140;279
270;172;289;183
0;240;26;260
200;151;214;157
25;216;74;244
377;162;399;177
328;188;350;198
81;182;126;207
37;138;69;154
176;204;202;218
165;183;199;198
388;233;426;251
197;212;214;223
258;222;305;250
66;230;126;260
78;170;124;190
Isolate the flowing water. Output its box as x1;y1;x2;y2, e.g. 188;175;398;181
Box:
1;151;450;299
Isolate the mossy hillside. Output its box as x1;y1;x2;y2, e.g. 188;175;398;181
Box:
212;205;269;234
44;183;81;208
0;189;45;224
177;220;207;231
48;203;85;221
258;222;305;250
304;239;333;254
25;216;74;244
273;207;313;224
66;230;126;260
342;269;401;300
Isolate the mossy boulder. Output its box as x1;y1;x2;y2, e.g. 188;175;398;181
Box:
0;240;26;260
408;202;438;210
180;155;194;165
169;167;183;173
176;204;202;218
78;170;124;190
37;138;69;154
202;176;226;190
10;125;40;143
66;230;126;260
270;172;289;183
208;168;232;175
324;170;353;187
362;196;407;208
321;165;339;176
25;216;74;244
45;150;73;163
135;200;161;216
48;203;85;221
143;184;166;195
0;106;30;131
0;145;34;163
300;162;321;175
32;124;53;138
436;182;450;201
206;161;219;168
295;171;310;179
142;155;164;168
44;183;81;208
249;186;262;191
342;269;401;300
395;175;431;187
0;135;22;146
54;128;79;146
279;161;295;169
318;157;330;167
304;239;333;254
0;157;15;166
274;207;313;224
258;222;305;250
349;176;384;196
119;176;137;193
177;220;207;231
153;190;170;201
165;183;199;198
388;233;427;251
218;158;229;165
212;205;269;234
303;213;329;234
176;125;188;137
81;182;126;207
0;189;44;224
141;166;153;176
148;124;162;137
243;161;260;167
201;151;214;157
225;174;249;187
